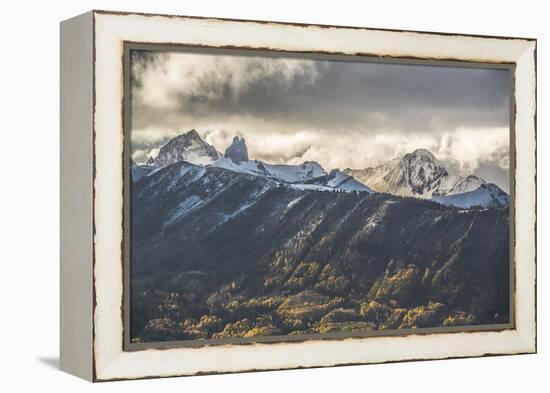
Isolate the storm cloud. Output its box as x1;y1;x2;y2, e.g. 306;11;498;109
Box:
130;49;511;191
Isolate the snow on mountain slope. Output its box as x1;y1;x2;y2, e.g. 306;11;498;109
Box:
211;159;372;193
434;175;485;196
263;161;326;183
282;169;372;193
211;158;270;177
146;129;222;167
432;183;510;208
287;183;336;192
325;169;373;192
211;157;328;184
433;174;464;196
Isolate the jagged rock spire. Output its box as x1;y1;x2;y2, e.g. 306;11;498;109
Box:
224;136;249;163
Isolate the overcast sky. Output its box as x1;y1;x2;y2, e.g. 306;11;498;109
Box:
130;49;511;191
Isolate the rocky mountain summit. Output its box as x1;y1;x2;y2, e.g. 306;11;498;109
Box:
381;148;448;195
344;148;509;208
146;129;222;167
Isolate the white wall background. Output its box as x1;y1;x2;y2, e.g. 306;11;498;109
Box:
0;0;546;391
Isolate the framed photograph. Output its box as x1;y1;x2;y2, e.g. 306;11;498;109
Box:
60;10;537;381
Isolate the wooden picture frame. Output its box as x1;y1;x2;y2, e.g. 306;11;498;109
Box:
60;10;536;381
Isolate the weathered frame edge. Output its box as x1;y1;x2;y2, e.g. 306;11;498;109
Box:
59;10;95;382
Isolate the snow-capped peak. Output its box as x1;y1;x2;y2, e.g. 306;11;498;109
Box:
146;129;222;167
399;149;448;194
344;148;448;197
343;148;509;208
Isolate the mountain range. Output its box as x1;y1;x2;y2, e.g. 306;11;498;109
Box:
129;129;510;343
135;129;373;194
134;130;509;209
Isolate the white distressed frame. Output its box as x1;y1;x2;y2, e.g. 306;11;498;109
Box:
89;11;536;381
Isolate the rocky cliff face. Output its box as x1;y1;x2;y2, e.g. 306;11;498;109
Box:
224;136;249;163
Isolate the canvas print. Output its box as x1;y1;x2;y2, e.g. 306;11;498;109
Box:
128;48;512;344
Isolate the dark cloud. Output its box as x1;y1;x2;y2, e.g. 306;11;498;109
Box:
237;61;509;133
